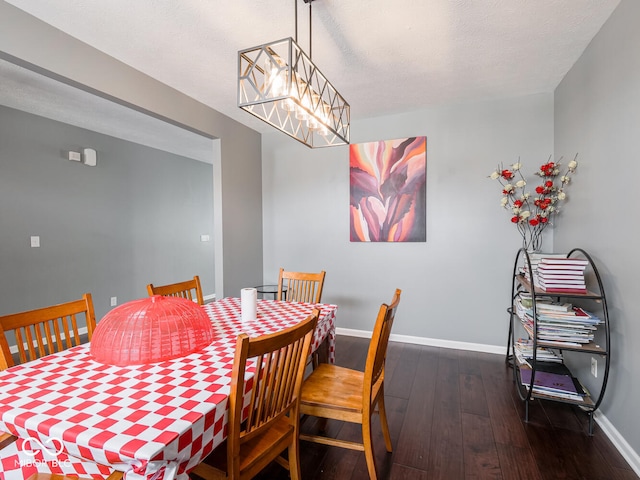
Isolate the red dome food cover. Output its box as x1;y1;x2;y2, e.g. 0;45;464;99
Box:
91;295;214;366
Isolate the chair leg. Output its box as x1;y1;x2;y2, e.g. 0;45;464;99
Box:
362;416;378;480
377;391;393;452
287;440;301;480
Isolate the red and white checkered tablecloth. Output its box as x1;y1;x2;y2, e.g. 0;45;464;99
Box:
0;298;337;480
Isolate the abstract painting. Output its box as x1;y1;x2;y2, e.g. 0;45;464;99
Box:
350;136;426;242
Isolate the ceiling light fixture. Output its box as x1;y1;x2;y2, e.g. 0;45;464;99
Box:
238;0;350;148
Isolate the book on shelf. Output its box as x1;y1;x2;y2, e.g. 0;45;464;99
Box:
523;320;596;338
530;258;588;293
520;369;579;393
538;276;586;284
537;279;587;288
537;263;587;272
521;253;568;279
515;297;600;323
514;339;563;367
536;272;587;281
536;302;573;313
536;339;585;348
535;272;587;291
517;299;601;347
537;257;589;266
521;324;590;347
534;325;594;340
519;369;586;401
517;293;573;312
535;318;598;329
535;285;588;294
539;307;602;324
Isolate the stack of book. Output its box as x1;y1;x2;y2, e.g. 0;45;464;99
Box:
515;295;603;348
519;368;587;401
517;292;572;311
534;257;589;294
522;253;567;282
514;338;563;367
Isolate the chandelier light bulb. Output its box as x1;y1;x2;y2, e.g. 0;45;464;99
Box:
307;116;320;130
295;107;309;121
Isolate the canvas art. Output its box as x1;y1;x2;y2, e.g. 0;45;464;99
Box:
350;136;427;242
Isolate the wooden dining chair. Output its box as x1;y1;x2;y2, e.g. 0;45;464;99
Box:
277;268;326;303
190;310;319;480
0;293;96;369
298;289;402;480
147;275;204;305
276;268;326;368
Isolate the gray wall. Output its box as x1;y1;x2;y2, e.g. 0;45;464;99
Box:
0;1;264;300
554;0;640;462
262;0;640;466
0;105;214;320
262;93;554;347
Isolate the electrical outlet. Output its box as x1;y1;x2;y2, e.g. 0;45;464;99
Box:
110;297;117;307
591;357;598;378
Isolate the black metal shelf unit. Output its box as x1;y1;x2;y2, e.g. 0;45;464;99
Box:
506;247;610;435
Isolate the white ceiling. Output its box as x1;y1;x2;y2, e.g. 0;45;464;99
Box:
0;0;621;152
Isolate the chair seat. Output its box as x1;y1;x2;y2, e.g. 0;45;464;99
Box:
301;363;365;414
193;416;294;479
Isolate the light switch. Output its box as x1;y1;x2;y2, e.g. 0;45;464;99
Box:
30;236;40;248
200;234;210;242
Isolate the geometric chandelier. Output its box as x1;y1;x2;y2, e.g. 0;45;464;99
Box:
238;0;350;148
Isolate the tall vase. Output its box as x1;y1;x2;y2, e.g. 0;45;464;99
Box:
523;236;541;253
522;226;544;253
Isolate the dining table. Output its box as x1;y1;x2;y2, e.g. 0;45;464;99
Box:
0;297;337;480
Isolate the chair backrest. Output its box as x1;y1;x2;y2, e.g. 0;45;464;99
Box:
277;268;326;303
226;310;318;477
146;275;204;305
0;293;96;370
364;289;402;395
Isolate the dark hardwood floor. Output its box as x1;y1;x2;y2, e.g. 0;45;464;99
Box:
256;335;638;480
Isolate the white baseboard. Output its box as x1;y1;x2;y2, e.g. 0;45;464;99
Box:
594;411;640;476
203;294;216;303
335;327;639;475
335;327;506;355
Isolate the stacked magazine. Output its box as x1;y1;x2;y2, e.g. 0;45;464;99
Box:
514;338;563;367
515;294;603;348
519;368;587;402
